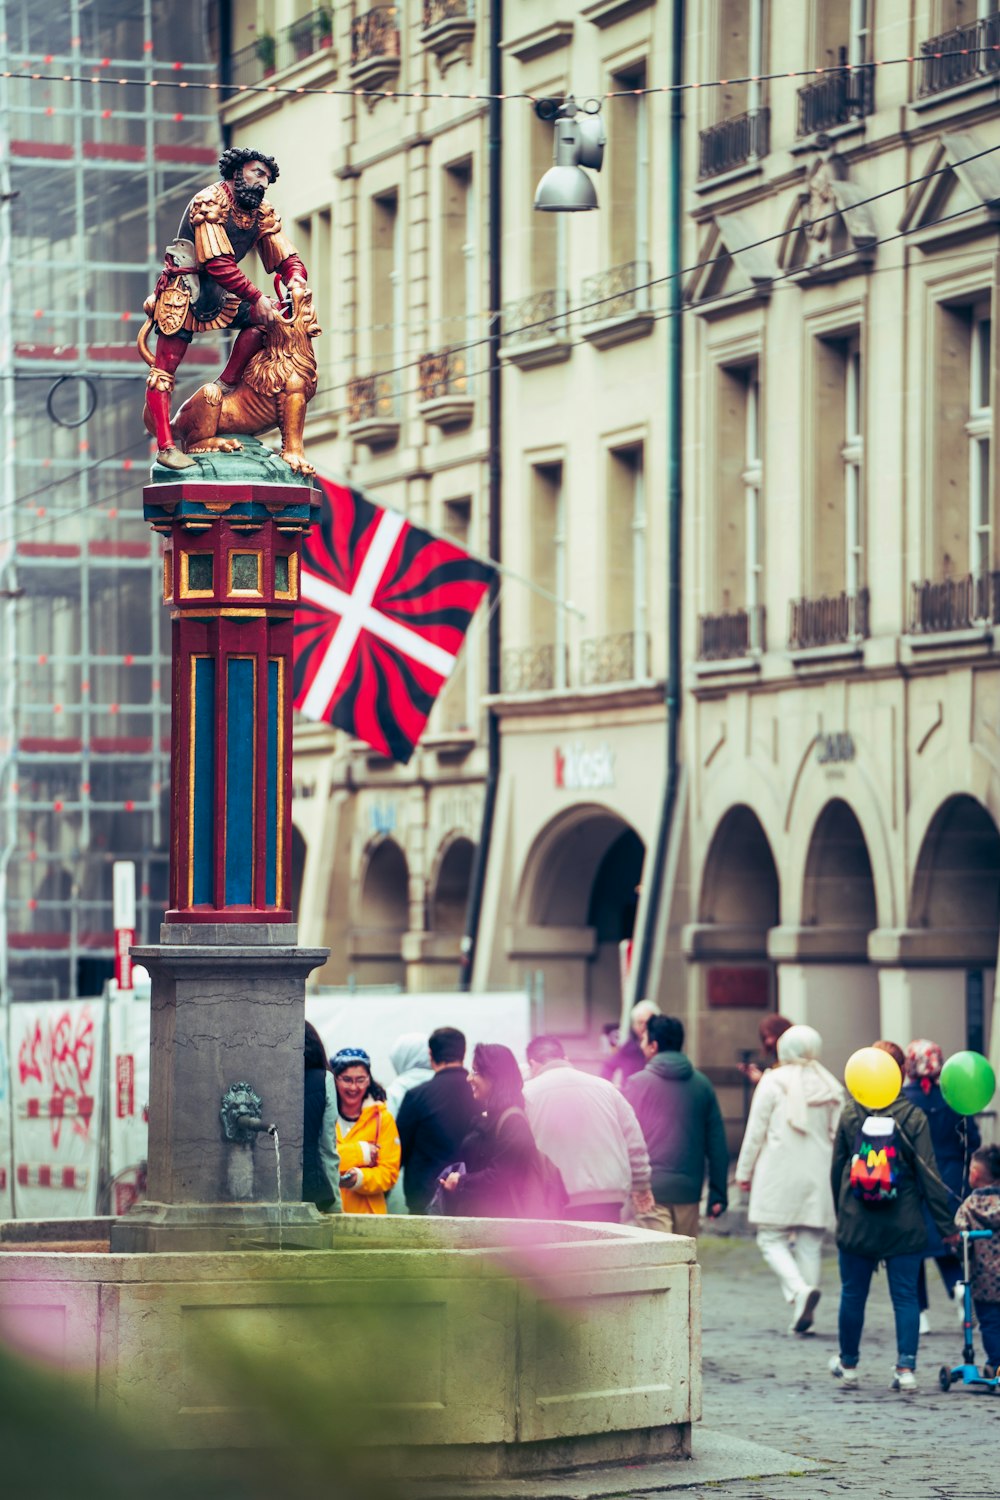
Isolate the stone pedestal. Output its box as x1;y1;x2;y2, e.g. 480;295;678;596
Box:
110;923;329;1253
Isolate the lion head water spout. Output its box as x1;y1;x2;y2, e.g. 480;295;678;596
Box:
220;1082;277;1204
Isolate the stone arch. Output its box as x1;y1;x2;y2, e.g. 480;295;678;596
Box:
802;799;877;933
698;804;780;933
784;756;896;930
909;794;1000;942
429;835;475;936
510;804;645;1037
290;823;307;921
353;836;409;987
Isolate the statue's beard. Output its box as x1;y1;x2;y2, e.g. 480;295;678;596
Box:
233;179;266;213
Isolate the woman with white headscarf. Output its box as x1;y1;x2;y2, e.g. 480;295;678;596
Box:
385;1033;434;1214
736;1024;843;1334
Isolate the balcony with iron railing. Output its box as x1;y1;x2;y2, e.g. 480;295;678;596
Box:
788;588;869;650
421;0;475;59
228;9;334;88
697;606;766;662
501;289;570;369
351;5;401;88
797;64;875;136
346;371;401;448
579;631;648;687
698;107;770;181
417;347;474;430
501;644;560;694
909;572;1000;633
580;261;653;349
919;13;1000;97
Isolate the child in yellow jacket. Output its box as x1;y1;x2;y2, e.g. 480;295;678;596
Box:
331;1047;401;1214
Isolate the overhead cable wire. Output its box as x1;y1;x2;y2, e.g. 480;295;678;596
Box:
3;43;1000;105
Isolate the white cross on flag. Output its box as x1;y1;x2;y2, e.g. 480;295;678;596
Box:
292;478;494;763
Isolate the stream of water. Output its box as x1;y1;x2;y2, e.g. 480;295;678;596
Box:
271;1128;283;1252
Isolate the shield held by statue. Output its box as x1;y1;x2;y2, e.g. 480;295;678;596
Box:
154;280;192;337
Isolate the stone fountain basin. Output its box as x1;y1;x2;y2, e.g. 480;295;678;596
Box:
0;1214;700;1479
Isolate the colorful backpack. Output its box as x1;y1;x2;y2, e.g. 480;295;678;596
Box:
849;1114;902;1206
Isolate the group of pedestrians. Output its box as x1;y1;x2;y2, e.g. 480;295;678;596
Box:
299;1006;1000;1393
300;1006;730;1236
734;1020;1000;1392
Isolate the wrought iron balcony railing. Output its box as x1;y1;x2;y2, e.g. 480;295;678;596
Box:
502;289;569;348
228;10;333;84
580;262;651;325
919;14;1000;97
418;347;470;402
352;5;401;65
797;66;875;136
788;588;869;649
501;645;557;693
423;0;474;26
347;372;400;425
579;631;645;686
909;572;1000;633
698;107;770;180
697;606;766;661
287;7;335;62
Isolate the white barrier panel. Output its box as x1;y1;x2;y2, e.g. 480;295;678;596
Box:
0;1030;12;1219
107;995;151;1216
306;992;531;1092
10;999;106;1220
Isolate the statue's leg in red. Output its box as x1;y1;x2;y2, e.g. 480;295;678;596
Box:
146;332;196;471
219;326;266;391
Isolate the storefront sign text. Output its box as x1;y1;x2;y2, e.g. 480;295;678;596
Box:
816;732;855;765
554;741;616;791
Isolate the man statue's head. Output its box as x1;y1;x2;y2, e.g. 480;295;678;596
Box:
219;146;279;213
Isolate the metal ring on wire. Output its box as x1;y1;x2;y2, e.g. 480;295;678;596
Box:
46;373;98;429
581;97;603;115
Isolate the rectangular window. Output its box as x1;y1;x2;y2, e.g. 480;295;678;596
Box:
530;462;566;689
932;299;992;584
529;112;564;320
717;0;765;121
809;333;864;600
714;360;763;647
937;1;999;28
442;161;474;351
371;191;400;370
607;63;649;277
439;497;477;731
815;0;869;67
605;445;647;680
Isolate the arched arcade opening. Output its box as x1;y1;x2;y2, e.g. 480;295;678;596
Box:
509;807;645;1044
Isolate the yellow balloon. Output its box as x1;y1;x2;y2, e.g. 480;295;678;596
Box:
844;1047;901;1111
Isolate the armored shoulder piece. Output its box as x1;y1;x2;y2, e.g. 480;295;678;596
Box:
190;183;234;262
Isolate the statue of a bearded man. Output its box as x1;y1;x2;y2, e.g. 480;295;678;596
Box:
140;146;307;470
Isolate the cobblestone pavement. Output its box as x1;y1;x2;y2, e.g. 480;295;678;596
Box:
671;1236;1000;1500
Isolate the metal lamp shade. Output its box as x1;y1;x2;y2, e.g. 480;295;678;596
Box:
534;165;598;212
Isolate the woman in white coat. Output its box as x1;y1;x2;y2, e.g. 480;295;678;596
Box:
735;1025;843;1334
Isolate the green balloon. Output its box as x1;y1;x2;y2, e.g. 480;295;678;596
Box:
939;1051;996;1116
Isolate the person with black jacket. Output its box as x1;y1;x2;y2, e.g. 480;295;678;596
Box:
395;1027;477;1213
439;1042;548;1218
829;1040;956;1393
302;1020;341;1213
625;1014;729;1237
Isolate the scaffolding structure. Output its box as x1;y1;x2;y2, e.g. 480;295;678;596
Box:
0;0;224;1001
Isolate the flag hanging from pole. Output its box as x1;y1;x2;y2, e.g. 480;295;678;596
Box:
293;478;495;763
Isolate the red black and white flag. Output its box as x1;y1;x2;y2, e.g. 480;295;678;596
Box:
293;478;495;763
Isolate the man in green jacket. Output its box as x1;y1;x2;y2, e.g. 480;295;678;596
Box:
829;1046;956;1394
625;1015;729;1237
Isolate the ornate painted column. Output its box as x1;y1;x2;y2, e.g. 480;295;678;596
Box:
112;441;330;1253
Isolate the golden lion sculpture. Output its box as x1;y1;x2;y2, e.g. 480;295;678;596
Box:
138;282;322;476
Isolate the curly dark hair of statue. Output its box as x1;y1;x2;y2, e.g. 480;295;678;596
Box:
219;146;279;184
